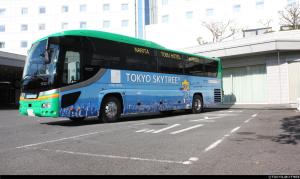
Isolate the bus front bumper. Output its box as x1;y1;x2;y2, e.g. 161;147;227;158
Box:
19;93;60;118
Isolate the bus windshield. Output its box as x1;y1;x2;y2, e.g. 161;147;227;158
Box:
22;40;59;92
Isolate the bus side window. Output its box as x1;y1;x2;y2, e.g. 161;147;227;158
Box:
124;45;157;73
204;60;218;78
62;51;81;84
184;56;205;77
88;38;122;70
158;51;184;75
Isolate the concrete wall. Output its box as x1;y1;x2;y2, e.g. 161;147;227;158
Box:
221;52;300;105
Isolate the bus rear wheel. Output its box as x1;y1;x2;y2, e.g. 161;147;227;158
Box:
100;96;121;123
192;95;203;114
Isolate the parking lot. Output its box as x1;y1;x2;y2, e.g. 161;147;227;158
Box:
0;109;299;175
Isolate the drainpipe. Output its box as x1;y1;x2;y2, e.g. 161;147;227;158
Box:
277;51;282;104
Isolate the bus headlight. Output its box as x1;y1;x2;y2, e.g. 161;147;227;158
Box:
42;103;51;108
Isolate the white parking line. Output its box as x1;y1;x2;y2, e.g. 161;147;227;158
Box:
230;127;241;134
136;129;149;133
252;114;258;118
204;114;254;153
188;157;199;162
170;124;204;135
190;116;221;122
152;124;181;134
244;114;258;124
218;110;243;113
26;147;187;165
203;113;239;117
244;118;253;123
204;139;223;152
145;130;156;133
16;132;101;149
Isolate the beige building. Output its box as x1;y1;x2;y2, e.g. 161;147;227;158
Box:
184;30;300;107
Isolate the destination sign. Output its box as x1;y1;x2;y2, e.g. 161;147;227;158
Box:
134;47;150;55
160;51;181;60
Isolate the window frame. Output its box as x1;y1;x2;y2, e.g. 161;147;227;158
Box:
0;42;5;48
39;6;46;14
21;24;28;31
0;25;5;32
21;7;28;15
62;5;69;13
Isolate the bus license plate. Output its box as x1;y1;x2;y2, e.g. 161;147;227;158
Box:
27;109;35;117
26;94;37;99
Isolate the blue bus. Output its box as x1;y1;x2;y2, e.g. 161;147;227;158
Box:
19;30;222;122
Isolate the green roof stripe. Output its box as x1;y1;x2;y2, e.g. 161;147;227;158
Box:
35;30;218;61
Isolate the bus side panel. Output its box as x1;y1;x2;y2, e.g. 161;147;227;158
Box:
123;70;191;114
188;76;222;108
58;69;222;118
59;70;117;118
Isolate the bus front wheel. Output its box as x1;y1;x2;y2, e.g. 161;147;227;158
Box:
100;96;121;123
192;95;203;114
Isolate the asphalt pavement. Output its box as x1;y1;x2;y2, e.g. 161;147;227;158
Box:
0;109;299;175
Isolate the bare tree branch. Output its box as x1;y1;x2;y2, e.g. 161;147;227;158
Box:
279;3;300;30
201;20;239;43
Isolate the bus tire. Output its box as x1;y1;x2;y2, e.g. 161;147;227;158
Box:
69;117;85;122
192;94;203;114
100;96;121;123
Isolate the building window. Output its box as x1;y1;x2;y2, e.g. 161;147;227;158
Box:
21;8;28;15
103;4;110;11
62;5;69;13
121;3;129;11
0;25;5;32
39;7;46;14
80;4;87;12
162;15;169;23
256;0;264;9
0;42;5;48
186;11;193;19
61;22;68;29
233;4;241;13
80;22;87;28
206;8;214;16
38;24;46;31
21;24;28;31
162;0;168;6
21;41;28;48
121;20;129;27
103;20;110;28
287;0;298;6
0;8;6;16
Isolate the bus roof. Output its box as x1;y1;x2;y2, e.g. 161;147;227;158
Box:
36;30;219;62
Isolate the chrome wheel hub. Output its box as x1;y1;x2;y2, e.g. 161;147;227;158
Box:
194;99;202;111
105;102;118;118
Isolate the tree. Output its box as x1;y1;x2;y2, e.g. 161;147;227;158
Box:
278;3;300;30
259;19;273;28
201;20;240;43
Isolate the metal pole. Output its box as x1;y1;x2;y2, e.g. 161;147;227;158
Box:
135;0;138;38
278;51;282;104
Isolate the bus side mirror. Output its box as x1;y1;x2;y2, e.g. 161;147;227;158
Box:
44;50;51;64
